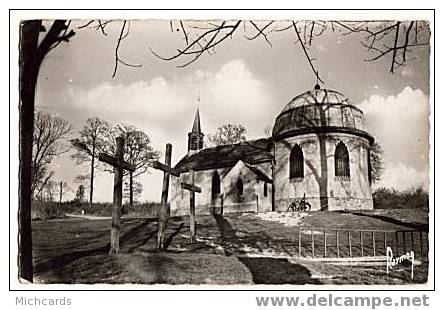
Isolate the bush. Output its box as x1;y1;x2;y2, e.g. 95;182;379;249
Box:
373;187;429;210
31;199;162;220
31;200;77;220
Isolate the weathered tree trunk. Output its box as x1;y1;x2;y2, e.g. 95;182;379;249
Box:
109;137;124;254
19;20;42;283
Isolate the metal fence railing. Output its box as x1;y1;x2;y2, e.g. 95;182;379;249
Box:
297;227;429;261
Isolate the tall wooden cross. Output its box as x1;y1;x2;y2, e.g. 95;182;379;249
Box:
181;169;201;242
152;143;180;250
98;136;135;254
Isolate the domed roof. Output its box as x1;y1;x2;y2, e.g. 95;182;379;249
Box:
281;88;353;113
272;86;373;143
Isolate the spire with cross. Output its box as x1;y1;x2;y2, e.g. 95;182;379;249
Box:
188;93;204;154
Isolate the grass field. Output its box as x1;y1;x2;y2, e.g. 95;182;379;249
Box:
32;209;429;285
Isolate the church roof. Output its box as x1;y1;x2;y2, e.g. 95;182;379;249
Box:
281;88;354;113
273;86;372;141
243;162;272;183
174;138;273;173
191;109;202;133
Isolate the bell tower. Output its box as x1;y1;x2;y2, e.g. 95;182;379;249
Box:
188;108;204;155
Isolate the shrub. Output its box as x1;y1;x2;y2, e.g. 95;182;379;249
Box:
31;200;162;220
31;200;76;220
373;187;429;210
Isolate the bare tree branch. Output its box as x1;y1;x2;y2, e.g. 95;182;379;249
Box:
149;21;241;67
245;21;273;47
112;20;142;78
292;21;324;84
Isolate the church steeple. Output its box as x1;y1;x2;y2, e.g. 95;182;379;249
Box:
188;108;204;154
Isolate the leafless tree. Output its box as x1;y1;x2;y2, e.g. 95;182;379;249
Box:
208;124;247;146
332;21;429;73
102;124;159;206
70;117;110;206
152;20;429;78
32;111;72;199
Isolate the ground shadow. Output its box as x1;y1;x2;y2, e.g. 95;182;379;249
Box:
213;214;237;241
237;257;321;284
337;211;428;231
212;213;238;255
34;219;155;275
163;222;185;249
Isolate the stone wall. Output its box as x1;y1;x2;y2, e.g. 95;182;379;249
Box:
274;132;373;211
169;160;273;216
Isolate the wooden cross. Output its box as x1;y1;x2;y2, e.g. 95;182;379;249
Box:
181;169;201;242
152;143;180;250
98;136;135;254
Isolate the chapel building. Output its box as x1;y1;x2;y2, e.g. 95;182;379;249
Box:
169;85;374;215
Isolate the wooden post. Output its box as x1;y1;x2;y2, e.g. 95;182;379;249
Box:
323;229;327;258
360;231;364;257
372;231;376;256
384;231;387;251
158;144;172;250
402;231;407;253
419;231;424;259
411;231;415;253
110;137;124;254
256;194;259;213
180;170;201;242
152;147;181;250
348;230;352;257
395;231;399;256
98;137;135;255
189;170;196;241
298;229;302;257
311;229;314;258
336;230;340;258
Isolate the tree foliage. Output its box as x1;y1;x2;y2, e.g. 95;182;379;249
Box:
70;117;110;204
369;141;384;184
208;124;247;146
70;117;110;164
102;124;159;177
32;111;72;198
74;184;86;202
102;124;159;205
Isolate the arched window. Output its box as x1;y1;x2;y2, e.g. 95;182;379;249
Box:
290;144;304;179
236;178;244;197
335;142;350;178
211;171;221;201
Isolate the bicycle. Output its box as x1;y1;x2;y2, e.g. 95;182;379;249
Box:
286;194;312;212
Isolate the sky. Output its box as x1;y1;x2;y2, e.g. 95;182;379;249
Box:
35;20;431;202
